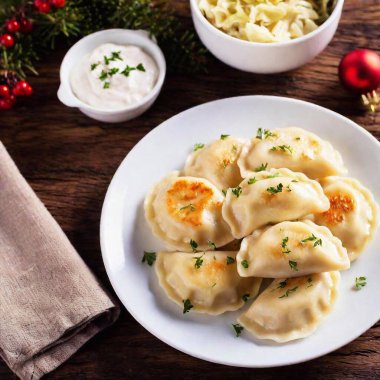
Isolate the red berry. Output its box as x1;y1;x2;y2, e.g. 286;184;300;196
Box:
50;0;65;8
34;0;51;13
0;85;11;98
13;80;33;97
0;95;16;110
1;34;14;48
6;19;21;34
20;18;33;33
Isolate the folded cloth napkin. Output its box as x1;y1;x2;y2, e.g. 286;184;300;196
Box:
0;142;120;380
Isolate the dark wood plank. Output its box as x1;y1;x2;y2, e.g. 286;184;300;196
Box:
0;0;379;378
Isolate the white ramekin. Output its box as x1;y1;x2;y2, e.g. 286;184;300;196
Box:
58;29;166;123
190;0;344;74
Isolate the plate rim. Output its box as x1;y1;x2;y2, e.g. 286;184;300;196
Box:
100;95;380;368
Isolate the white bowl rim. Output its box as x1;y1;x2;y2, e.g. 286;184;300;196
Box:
59;28;166;114
190;0;344;48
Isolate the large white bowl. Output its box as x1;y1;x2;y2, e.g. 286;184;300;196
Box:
100;96;380;367
58;29;166;123
190;0;344;73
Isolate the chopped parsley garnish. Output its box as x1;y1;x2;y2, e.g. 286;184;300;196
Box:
231;186;242;198
248;177;257;185
211;282;217;288
256;128;277;140
104;50;122;64
355;276;367;290
266;183;283;194
193;254;204;269
222;189;227;196
220;134;230;140
279;286;298;299
232;144;238;153
254;163;268;172
275;280;288;289
121;63;145;76
90;62;99;71
103;82;110;89
99;70;108;81
289;260;298;271
242;293;250;302
291;179;299;183
226;256;235;265
307;277;313;288
256;128;264;139
180;203;196;212
190;239;198;253
141;251;156;266
121;65;136;77
281;237;291;254
295;137;301;141
241;260;249;269
286;184;292;192
301;234;322;247
208;240;216;250
182;299;193;314
270;145;293;154
266;172;280;178
108;67;119;76
193;143;204;151
232;323;244;337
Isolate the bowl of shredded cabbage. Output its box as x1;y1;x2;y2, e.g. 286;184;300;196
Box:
190;0;343;73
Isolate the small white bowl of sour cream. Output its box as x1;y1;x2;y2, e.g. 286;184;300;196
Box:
58;29;166;123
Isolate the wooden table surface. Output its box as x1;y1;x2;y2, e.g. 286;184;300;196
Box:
1;0;380;379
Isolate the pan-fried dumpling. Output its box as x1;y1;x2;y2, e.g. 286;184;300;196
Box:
183;136;244;190
155;251;262;315
236;220;349;278
238;272;340;342
222;168;330;239
238;127;346;179
145;171;234;251
314;177;378;261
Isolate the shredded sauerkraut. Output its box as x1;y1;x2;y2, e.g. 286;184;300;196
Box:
198;0;335;43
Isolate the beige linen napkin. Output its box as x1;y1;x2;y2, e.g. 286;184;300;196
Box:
0;142;120;379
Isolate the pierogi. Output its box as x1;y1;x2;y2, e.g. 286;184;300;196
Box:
145;171;234;251
222;168;329;239
238;127;346;179
314;176;378;261
142;128;378;345
156;251;262;315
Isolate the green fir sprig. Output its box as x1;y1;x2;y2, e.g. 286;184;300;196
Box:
0;0;208;80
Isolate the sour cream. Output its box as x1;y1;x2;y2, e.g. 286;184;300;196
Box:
70;43;158;110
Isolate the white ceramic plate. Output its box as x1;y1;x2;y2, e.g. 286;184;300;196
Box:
100;96;380;367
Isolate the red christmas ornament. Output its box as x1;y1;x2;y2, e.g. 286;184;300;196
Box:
34;0;51;13
50;0;65;8
20;18;33;33
339;49;380;112
13;80;33;97
5;19;21;34
0;85;11;98
0;94;16;110
339;49;380;93
1;34;15;48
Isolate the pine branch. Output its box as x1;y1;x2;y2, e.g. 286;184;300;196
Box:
0;0;208;79
108;0;207;73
